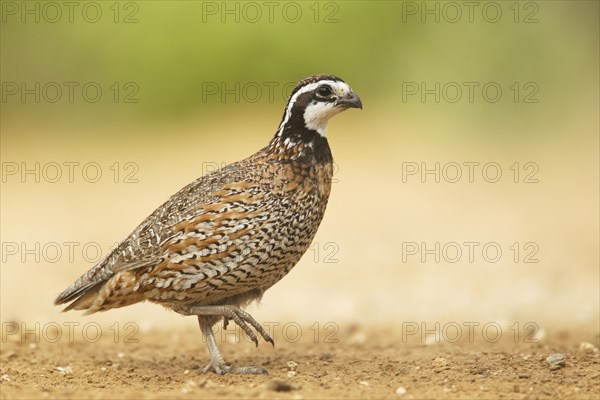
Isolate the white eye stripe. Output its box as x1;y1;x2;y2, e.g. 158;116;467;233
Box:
276;80;349;136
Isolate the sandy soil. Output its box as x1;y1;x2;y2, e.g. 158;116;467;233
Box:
1;324;598;400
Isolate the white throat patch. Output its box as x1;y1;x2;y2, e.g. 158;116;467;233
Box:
303;101;344;137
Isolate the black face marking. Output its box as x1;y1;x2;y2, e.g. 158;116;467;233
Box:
267;75;353;164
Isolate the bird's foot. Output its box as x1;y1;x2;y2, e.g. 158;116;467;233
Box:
182;305;274;347
224;307;275;347
202;360;268;375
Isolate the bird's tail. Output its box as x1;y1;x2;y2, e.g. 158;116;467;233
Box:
54;262;115;313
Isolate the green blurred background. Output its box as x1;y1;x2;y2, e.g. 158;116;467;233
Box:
1;1;598;334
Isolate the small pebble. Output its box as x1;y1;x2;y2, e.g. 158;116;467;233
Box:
287;371;297;378
432;357;448;367
183;369;190;375
117;352;125;358
287;361;298;371
1;374;10;382
359;380;369;386
395;386;407;396
56;367;72;374
579;342;599;353
546;353;566;369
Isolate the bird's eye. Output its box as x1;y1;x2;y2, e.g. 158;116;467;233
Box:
316;86;332;98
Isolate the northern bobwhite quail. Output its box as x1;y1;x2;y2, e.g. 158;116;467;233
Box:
54;75;362;375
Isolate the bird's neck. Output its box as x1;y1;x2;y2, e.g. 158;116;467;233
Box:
265;126;332;164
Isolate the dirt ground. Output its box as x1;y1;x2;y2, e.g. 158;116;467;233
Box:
1;324;598;400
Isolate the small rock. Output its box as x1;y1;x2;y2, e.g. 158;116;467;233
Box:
518;373;530;379
287;361;298;371
432;357;448;367
28;343;37;350
183;369;190;375
56;367;72;374
287;371;297;378
579;342;599;353
117;352;125;358
267;379;293;392
546;353;566;369
319;352;332;361
395;386;407;396
1;374;10;382
359;381;369;386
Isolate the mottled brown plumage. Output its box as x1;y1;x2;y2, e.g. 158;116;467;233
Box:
55;75;361;374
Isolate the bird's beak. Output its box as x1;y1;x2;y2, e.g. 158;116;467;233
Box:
336;91;363;110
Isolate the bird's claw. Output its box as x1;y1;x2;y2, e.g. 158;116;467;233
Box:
226;307;275;347
202;361;268;375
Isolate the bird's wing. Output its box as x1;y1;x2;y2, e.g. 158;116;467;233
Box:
55;159;265;308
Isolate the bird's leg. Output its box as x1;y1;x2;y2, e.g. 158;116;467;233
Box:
192;306;273;375
198;316;229;374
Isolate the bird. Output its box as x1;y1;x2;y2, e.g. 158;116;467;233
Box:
54;75;362;375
